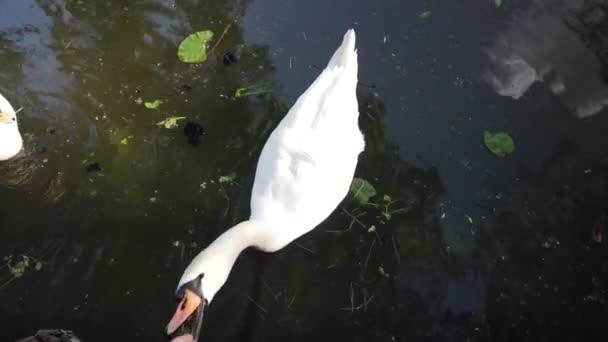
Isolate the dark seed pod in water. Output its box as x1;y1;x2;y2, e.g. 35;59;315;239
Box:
86;162;101;173
223;52;238;66
184;121;205;146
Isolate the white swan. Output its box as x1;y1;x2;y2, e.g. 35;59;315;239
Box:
166;29;364;340
0;92;23;161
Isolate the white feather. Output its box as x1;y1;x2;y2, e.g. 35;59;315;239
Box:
178;29;364;303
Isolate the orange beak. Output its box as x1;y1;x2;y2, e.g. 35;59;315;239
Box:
0;112;12;124
166;288;202;335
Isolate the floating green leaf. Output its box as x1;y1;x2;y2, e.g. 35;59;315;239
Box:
235;82;273;98
144;99;162;109
418;11;431;19
349;178;377;206
35;261;43;271
495;0;503;7
382;212;392;221
157;117;186;129
484;130;515;157
219;172;237;185
178;30;214;63
4;255;34;278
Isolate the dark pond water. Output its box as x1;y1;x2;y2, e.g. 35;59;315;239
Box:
1;0;608;341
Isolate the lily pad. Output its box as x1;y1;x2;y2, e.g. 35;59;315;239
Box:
484;130;515;157
178;30;214;63
157;117;186;129
349;178;377;206
144;100;162;109
235;82;273;98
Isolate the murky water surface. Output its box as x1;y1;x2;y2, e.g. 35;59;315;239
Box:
1;0;607;341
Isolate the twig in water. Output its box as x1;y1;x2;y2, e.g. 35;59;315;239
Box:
261;278;279;301
360;237;376;280
294;242;316;255
391;234;401;265
339;283;374;312
326;208;367;234
208;23;232;55
287;292;297;310
247;295;268;318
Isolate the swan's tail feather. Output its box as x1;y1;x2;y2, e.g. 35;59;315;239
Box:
327;29;357;69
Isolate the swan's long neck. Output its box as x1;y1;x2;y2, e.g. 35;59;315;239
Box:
178;220;266;302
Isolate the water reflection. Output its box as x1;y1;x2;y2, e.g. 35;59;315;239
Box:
484;0;608;117
1;0;607;341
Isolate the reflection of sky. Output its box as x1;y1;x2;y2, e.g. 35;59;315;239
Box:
484;0;608;117
0;0;71;117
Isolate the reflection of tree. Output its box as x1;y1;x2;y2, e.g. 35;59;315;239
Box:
564;0;608;83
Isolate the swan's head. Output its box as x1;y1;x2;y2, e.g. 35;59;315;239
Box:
0;95;23;161
166;247;232;340
0;111;17;125
166;273;207;341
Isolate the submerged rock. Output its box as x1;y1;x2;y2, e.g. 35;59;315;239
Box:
17;329;82;342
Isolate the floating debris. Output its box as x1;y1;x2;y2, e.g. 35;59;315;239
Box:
418;11;431;19
85;162;101;173
3;255;43;279
184;121;205;146
219;172;237;185
223;51;238;66
176;84;193;93
235;82;273;98
157;117;186;129
144;99;161;109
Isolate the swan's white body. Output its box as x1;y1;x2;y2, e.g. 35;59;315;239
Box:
177;29;364;304
0;92;23;161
